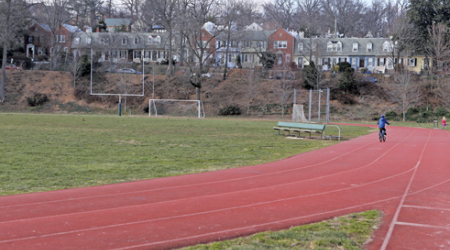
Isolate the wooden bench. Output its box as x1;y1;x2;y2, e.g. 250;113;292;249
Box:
274;122;326;139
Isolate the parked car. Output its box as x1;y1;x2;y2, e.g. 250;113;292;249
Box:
361;76;377;83
116;68;142;74
5;64;21;70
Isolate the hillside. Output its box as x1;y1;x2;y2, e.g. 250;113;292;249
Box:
0;69;444;121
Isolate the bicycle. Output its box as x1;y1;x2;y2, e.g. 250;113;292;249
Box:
379;129;386;142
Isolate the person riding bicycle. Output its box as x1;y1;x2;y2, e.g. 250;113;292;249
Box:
378;114;390;136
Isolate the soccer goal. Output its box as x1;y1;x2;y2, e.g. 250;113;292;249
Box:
148;99;205;118
292;104;308;122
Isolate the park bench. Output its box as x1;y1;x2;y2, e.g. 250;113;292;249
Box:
274;122;326;139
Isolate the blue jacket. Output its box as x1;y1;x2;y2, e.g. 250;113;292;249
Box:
378;117;390;128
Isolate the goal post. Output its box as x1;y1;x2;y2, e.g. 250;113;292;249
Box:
292;104;308;122
149;99;205;118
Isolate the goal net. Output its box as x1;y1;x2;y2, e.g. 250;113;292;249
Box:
292;104;308;122
149;99;205;118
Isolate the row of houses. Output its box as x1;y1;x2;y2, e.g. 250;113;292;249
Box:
24;21;430;74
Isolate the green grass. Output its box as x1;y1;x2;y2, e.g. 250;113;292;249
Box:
179;210;382;250
0;113;372;196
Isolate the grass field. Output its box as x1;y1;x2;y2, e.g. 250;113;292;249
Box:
0;113;373;196
179;210;382;250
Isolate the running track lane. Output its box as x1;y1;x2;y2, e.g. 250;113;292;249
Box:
1;126;449;250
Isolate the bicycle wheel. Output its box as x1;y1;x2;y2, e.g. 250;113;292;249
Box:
383;134;386;142
379;132;382;142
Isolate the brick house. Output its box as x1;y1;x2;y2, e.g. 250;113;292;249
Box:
268;27;296;68
25;23;81;60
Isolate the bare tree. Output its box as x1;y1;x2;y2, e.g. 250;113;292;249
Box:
296;0;322;33
0;0;29;102
390;69;421;122
274;77;294;118
142;0;177;76
246;69;259;115
263;0;297;29
426;22;450;72
364;0;385;37
219;0;246;80
321;0;366;37
121;0;140;18
182;0;221;100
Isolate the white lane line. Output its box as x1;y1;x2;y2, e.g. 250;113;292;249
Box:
0;138;378;209
403;205;450;212
380;130;432;250
0;130;415;225
395;221;450;230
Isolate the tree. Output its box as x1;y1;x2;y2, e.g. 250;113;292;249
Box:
0;0;29;102
263;0;298;29
182;0;221;100
407;0;450;40
142;0;177;76
426;22;450;72
338;67;358;95
390;69;421;122
220;0;245;80
321;0;366;37
246;69;259;115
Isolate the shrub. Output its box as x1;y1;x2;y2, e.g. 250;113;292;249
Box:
385;110;397;120
338;68;359;95
435;107;447;117
336;62;352;72
218;105;241;116
26;93;49;107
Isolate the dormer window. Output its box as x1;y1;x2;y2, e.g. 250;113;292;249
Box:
352;43;358;52
367;42;373;52
327;41;342;52
383;41;393;52
122;37;128;45
298;43;303;51
134;37;139;44
148;35;161;45
74;37;80;44
86;37;91;44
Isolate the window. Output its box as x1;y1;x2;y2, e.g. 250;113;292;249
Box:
86;37;91;44
60;35;65;43
149;35;161;45
327;41;342;52
134;51;141;59
28;36;33;43
74;37;80;44
54;36;58;42
122;37;128;45
408;58;417;67
120;50;127;58
111;50;118;58
38;48;43;55
135;37;139;44
298;43;303;51
378;58;385;66
368;57;373;66
244;41;252;48
243;54;253;63
367;43;373;52
274;41;287;49
352;43;358;52
257;41;265;48
286;54;290;63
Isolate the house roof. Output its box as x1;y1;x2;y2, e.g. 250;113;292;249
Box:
71;32;170;50
105;18;132;27
294;37;393;57
62;24;82;33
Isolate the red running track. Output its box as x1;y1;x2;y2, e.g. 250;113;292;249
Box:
1;125;450;250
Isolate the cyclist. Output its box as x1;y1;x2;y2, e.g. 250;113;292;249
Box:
378;114;390;136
